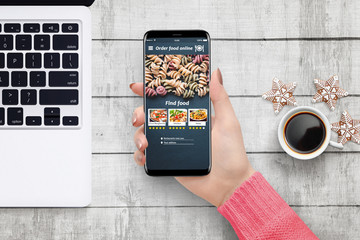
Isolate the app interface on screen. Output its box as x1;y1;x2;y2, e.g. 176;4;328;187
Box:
145;36;210;170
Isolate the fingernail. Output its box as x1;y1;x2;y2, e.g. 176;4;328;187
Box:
136;153;143;163
132;111;137;125
129;83;135;89
135;139;142;150
216;68;223;85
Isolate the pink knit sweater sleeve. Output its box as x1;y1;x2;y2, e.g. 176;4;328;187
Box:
218;172;319;240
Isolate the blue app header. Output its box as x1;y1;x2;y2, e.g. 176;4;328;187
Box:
145;37;209;55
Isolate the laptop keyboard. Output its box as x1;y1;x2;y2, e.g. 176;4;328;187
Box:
0;21;81;128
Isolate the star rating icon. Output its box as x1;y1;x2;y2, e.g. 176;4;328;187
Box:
262;78;297;114
331;111;360;145
312;75;348;111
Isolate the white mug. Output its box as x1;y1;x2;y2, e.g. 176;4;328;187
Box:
278;106;343;160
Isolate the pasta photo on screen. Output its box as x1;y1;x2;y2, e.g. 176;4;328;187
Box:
169;109;187;123
190;109;208;121
149;109;167;123
145;55;210;98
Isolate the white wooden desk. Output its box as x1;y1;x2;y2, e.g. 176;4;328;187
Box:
1;1;360;239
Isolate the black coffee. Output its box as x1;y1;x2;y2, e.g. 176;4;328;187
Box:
284;112;326;154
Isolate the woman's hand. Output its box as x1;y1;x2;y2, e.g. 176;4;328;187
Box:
130;69;255;207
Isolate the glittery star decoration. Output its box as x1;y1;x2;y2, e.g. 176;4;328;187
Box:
262;77;297;114
312;75;348;111
331;111;360;145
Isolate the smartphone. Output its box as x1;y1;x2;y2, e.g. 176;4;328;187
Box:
143;30;211;176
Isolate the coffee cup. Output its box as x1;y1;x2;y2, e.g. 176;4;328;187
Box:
278;106;343;160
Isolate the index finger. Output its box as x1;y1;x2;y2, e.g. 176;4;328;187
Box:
130;82;144;97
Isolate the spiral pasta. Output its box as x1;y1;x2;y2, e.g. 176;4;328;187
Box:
149;62;160;77
181;55;192;66
167;70;181;80
145;67;153;84
200;61;209;73
198;86;209;97
145;54;209;98
147;55;163;64
178;66;192;77
156;86;167;96
157;64;168;80
173;87;185;96
188;82;199;92
164;55;174;63
145;59;152;68
169;55;181;69
183;89;195;99
162;80;175;92
172;82;188;96
147;78;162;89
198;73;208;87
184;73;199;84
185;63;201;73
193;55;209;64
145;87;157;97
165;79;187;88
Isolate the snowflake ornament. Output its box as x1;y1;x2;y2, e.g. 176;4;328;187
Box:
331;111;360;145
312;75;348;111
262;78;297;114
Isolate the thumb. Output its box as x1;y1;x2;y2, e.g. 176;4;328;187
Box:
210;69;236;121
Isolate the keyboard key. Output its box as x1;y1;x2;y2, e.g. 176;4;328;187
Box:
26;116;42;126
7;108;23;125
7;53;23;68
0;72;9;87
26;53;42;68
49;71;78;87
62;24;79;33
2;90;18;105
0;53;4;68
21;90;37;105
63;53;78;69
63;116;78;126
34;35;50;50
30;72;46;87
24;23;40;33
53;35;78;50
4;24;21;33
44;108;60;126
16;35;32;50
44;53;60;68
11;72;27;87
45;117;60;126
0;35;13;50
45;107;60;117
43;23;59;33
0;108;4;125
40;90;78;105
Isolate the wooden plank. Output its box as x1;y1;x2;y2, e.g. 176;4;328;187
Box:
292;206;360;240
92;153;213;207
90;0;360;39
92;96;360;153
92;40;360;96
0;208;236;240
253;153;360;206
0;207;358;239
91;153;360;207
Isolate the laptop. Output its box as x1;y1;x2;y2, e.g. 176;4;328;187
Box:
0;0;93;207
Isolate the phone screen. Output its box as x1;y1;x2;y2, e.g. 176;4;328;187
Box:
144;31;211;176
